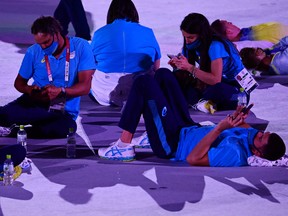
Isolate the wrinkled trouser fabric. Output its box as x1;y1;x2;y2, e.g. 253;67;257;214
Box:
119;68;198;158
0;94;76;138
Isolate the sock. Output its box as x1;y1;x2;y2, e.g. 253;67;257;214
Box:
117;139;131;147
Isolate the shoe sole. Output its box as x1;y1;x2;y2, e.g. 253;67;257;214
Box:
135;145;151;149
99;156;135;162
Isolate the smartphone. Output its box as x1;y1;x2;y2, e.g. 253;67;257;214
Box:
32;88;42;93
167;54;176;59
167;53;181;59
241;103;254;114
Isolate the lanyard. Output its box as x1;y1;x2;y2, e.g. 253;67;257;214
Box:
44;37;70;87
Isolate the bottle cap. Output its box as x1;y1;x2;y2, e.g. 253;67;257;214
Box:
6;154;11;159
69;128;74;133
20;125;25;130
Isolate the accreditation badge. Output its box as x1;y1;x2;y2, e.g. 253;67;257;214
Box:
235;68;259;94
49;94;66;113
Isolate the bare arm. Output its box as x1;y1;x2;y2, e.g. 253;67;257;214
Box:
171;55;223;85
153;59;160;71
42;69;95;101
63;69;95;97
186;106;249;166
14;74;40;95
14;74;50;104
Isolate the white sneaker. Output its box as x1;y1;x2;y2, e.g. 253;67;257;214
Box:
20;157;32;174
98;139;135;161
192;99;216;114
132;131;151;148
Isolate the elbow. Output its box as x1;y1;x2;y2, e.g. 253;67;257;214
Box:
154;59;161;70
186;155;198;166
83;87;91;95
186;154;209;166
14;79;21;92
186;158;194;166
81;82;92;95
14;82;18;91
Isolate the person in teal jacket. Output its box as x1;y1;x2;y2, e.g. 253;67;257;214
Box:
240;36;288;75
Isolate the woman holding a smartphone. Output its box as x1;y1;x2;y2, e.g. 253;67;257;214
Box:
169;13;249;113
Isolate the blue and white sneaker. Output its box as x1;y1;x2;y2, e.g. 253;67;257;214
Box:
98;139;135;161
132;131;151;149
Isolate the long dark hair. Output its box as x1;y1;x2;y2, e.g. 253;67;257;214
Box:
180;13;235;72
106;0;139;24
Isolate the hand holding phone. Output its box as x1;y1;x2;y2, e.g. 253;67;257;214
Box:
167;54;176;59
241;103;254;114
167;53;181;59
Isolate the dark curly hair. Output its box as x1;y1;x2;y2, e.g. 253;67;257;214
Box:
239;48;261;70
211;19;227;38
31;16;63;35
262;133;286;161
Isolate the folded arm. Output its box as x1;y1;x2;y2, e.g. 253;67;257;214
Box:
14;69;95;102
186;106;249;166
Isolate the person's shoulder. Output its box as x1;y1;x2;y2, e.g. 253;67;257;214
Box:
69;37;91;50
115;19;154;32
211;40;223;45
210;40;226;49
135;23;154;32
69;36;89;44
25;43;41;54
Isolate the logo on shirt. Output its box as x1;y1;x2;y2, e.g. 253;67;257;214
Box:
162;106;167;117
70;51;75;59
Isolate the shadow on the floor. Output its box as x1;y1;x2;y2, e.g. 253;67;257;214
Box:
26;154;288;212
0;0;94;54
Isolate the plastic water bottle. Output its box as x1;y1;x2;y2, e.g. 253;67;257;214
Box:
237;88;247;106
17;125;27;152
3;155;14;186
66;128;76;158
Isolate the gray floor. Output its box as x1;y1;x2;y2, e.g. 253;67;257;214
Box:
1;92;288;216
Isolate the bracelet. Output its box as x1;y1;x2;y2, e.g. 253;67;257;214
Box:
60;87;66;97
192;66;197;78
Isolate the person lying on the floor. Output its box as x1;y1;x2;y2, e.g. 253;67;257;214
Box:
240;36;288;75
0;16;96;138
98;68;286;167
211;20;288;44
